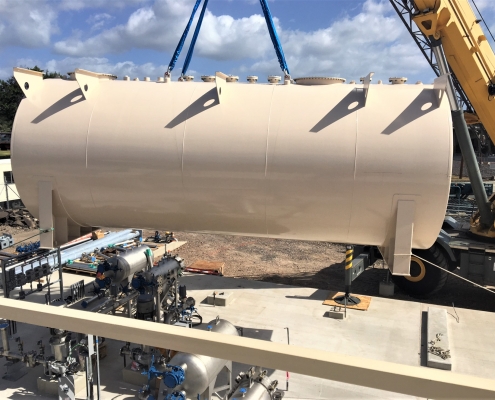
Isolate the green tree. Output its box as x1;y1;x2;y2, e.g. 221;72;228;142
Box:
0;66;66;132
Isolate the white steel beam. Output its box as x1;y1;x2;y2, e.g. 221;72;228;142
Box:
0;298;494;399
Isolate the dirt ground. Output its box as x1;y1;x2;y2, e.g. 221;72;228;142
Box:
145;230;495;314
4;225;494;314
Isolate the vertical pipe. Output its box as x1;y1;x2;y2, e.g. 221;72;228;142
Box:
5;175;10;211
95;336;101;400
58;248;64;302
0;321;10;353
1;259;7;299
127;298;132;319
344;245;353;295
85;354;92;400
284;327;290;391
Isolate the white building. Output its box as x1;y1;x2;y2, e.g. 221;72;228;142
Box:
0;159;22;209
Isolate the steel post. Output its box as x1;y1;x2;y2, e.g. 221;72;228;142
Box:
431;39;493;228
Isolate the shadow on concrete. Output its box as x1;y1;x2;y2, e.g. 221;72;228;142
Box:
239;327;273;342
285;289;328;302
165;88;218;129
31;89;85;124
257;263;495;313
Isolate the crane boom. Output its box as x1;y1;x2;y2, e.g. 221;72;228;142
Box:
412;0;495;139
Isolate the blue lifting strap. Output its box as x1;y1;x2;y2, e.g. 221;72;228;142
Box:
181;0;209;77
259;0;290;75
166;0;202;76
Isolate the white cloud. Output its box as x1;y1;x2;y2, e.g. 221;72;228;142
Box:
43;57;169;80
59;0;150;11
87;13;114;32
51;0;432;82
469;0;495;12
0;67;11;80
0;0;58;49
53;0;276;60
272;0;429;81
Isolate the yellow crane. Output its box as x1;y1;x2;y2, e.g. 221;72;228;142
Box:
399;0;495;236
412;0;495;132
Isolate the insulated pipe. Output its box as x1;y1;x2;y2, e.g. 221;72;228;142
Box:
9;229;140;275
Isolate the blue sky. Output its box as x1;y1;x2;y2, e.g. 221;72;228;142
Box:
1;0;494;84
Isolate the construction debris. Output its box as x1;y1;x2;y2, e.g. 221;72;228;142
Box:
0;208;38;229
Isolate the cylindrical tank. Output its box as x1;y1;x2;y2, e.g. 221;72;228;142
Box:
228;368;282;400
102;245;152;283
167;318;239;396
136;293;155;320
148;255;183;277
11;74;452;250
49;334;70;362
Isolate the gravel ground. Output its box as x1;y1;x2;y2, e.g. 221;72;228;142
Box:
145;231;495;314
452;154;494;180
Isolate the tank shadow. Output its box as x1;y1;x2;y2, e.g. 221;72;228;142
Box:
310;89;364;133
381;88;439;135
165;88;218;129
31;89;85;124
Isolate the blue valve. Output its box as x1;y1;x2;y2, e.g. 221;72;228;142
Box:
163;366;186;388
165;391;186;400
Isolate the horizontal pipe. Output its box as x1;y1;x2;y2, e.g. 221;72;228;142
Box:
0;298;493;399
24;279;61;296
8;229;140;274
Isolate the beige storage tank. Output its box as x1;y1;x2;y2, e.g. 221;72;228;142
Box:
11;69;452;274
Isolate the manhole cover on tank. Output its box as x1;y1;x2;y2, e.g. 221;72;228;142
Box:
293;77;346;85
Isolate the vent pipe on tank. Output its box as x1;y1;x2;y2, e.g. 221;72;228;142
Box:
268;76;281;84
247;76;258;83
389;77;407;84
201;76;215;82
226;75;239;83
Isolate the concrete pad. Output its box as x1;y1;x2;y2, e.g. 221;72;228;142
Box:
122;365;150;386
206;291;233;307
37;371;86;396
427;307;452;370
324;309;347;319
4;272;495;399
379;281;395;296
2;360;27;381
